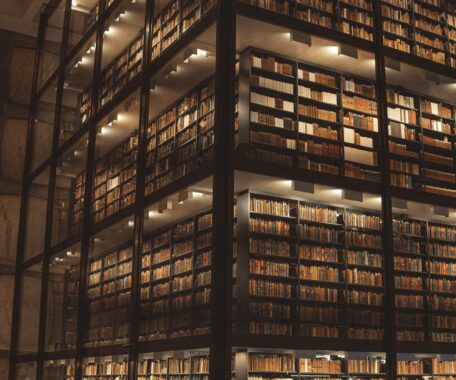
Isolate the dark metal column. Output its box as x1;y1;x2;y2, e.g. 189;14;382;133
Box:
128;1;155;379
74;2;107;378
8;12;47;380
373;3;397;380
36;1;74;377
209;0;236;379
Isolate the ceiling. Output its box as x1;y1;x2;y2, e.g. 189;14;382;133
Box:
0;0;49;38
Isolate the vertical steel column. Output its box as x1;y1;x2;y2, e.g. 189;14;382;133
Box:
74;1;106;378
8;12;47;380
209;0;236;379
36;1;74;377
373;3;397;380
128;1;154;379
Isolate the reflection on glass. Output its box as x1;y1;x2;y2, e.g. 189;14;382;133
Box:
60;34;97;145
38;0;66;89
85;216;135;347
33;81;58;172
15;362;37;380
44;359;76;380
140;178;213;341
25;168;50;261
99;0;146;110
45;245;81;352
17;263;43;354
68;0;99;52
92;91;140;224
52;134;88;245
145;25;216;196
82;355;128;378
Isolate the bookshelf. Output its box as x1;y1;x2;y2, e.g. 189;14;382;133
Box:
92;132;138;223
244;0;374;41
99;32;144;108
82;358;129;379
239;48;380;184
246;352;386;379
393;215;456;342
139;210;213;340
145;77;215;195
44;362;75;380
85;245;133;347
237;191;384;340
150;0;215;61
61;266;79;350
386;87;456;197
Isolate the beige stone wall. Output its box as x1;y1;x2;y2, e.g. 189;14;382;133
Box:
0;29;36;376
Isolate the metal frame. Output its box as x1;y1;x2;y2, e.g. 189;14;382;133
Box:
9;0;456;379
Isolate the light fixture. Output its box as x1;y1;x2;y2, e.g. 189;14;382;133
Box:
385;57;401;72
292;180;314;194
158;198;173;213
191;191;204;199
338;44;358;59
125;97;139;112
342;189;363;202
107;112;118;126
74;56;83;68
115;9;126;22
66;251;73;256
178;191;188;204
425;71;440;85
392;198;407;210
434;205;449;217
128;220;135;227
290;31;311;46
163;64;177;79
97;125;108;135
86;42;96;54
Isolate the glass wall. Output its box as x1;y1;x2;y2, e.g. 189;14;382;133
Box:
38;0;67;90
52;134;89;245
92;90;140;224
16;263;43;354
84;215;135;347
45;244;81;352
24;167;51;261
59;32;97;145
32;80;58;173
15;362;37;380
44;359;76;380
68;0;99;52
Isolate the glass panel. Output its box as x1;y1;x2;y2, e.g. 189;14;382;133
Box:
386;60;456;198
17;263;43;354
15;362;37;380
234;172;384;340
33;80;58;172
140;178;213;341
38;0;66;89
392;198;456;343
236;18;379;183
92;90;140;224
45;243;81;351
243;350;385;379
44;359;76;380
137;349;214;379
82;355;128;379
25;167;50;261
145;25;216;196
68;0;99;52
150;0;216;62
85;215;135;347
52;134;89;245
60;32;97;145
99;0;146;110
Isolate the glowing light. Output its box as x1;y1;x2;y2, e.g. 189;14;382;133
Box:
128;220;135;228
326;46;340;55
196;49;208;57
192;191;204;199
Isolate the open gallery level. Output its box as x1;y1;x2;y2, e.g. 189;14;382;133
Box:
10;0;456;379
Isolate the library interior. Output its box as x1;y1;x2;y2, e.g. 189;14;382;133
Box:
9;0;456;379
